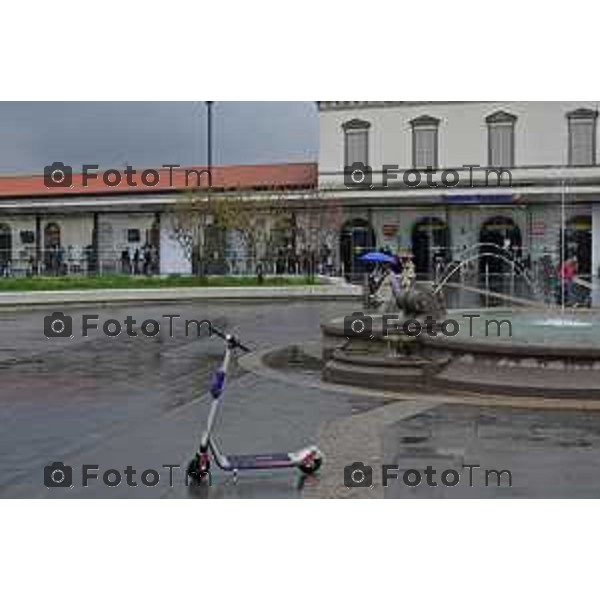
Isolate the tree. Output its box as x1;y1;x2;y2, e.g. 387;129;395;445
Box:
166;190;213;276
168;187;335;277
168;189;287;275
294;190;343;279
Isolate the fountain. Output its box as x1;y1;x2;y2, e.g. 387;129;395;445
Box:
322;247;600;401
434;242;545;305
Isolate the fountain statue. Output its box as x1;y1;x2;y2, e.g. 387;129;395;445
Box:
390;264;446;321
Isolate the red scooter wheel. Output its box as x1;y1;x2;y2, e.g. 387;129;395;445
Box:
299;456;323;475
187;454;210;485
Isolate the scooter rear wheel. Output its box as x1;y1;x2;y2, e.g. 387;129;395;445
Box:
299;456;323;475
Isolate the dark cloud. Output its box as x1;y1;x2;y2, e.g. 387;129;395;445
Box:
0;101;319;173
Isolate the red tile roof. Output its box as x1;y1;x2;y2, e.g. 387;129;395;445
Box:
0;163;317;199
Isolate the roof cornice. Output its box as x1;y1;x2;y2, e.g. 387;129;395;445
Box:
317;101;488;112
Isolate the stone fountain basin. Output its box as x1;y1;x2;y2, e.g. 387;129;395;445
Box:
321;309;600;399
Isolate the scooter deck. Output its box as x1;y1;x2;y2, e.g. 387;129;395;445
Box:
225;453;294;470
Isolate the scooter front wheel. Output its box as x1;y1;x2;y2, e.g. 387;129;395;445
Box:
187;455;210;485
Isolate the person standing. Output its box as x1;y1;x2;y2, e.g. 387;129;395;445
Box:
121;248;130;275
133;248;140;275
144;245;151;275
560;256;578;305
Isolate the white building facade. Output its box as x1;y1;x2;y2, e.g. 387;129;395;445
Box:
0;164;318;277
318;101;600;297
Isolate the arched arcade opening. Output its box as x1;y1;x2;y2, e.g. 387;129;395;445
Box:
479;216;522;275
340;218;376;280
564;215;592;280
411;217;450;279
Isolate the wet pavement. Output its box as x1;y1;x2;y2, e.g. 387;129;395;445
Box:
3;299;600;499
0;301;358;498
384;405;600;498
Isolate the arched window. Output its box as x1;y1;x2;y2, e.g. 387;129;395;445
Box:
342;119;371;168
564;216;592;278
479;216;522;277
339;218;376;278
486;111;517;168
567;108;598;166
411;217;450;278
410;115;440;169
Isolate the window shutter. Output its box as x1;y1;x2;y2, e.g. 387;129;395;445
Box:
570;119;595;166
489;123;514;167
414;128;437;169
345;130;368;167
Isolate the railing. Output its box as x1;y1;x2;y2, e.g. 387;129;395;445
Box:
0;252;341;279
0;252;160;278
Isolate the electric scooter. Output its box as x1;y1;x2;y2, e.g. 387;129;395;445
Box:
187;326;323;485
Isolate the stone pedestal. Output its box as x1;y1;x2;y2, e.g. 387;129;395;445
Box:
322;334;449;393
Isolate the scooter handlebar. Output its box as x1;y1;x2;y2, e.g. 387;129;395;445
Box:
210;325;251;353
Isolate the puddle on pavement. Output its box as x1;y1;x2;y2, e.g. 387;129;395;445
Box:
401;436;429;445
263;345;389;415
0;356;45;369
264;345;323;374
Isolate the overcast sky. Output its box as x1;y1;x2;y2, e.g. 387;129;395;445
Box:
0;102;319;173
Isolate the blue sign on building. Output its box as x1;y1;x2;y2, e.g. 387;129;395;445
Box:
445;194;515;205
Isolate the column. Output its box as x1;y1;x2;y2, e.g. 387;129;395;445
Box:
35;214;41;275
592;204;600;307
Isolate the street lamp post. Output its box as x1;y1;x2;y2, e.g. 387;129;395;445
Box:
206;101;214;183
203;101;215;278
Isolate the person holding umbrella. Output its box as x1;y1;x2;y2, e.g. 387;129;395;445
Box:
359;252;398;309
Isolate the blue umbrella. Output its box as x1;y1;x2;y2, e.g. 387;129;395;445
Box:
358;252;397;264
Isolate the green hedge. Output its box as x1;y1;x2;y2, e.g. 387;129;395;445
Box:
0;275;321;292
